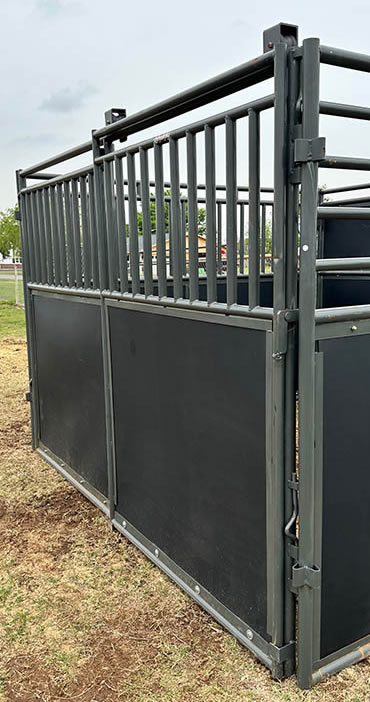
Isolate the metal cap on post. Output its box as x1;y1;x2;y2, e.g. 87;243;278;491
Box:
263;23;298;53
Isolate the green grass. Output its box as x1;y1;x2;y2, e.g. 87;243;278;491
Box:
0;301;26;339
0;279;24;305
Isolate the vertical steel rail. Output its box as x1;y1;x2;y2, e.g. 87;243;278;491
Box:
24;193;36;282
56;183;68;286
42;189;53;285
261;205;266;274
49;186;61;285
36;190;47;284
169;137;182;299
127;152;140;294
80;175;92;288
103;158;119;291
186;131;199;301
297;38;321;690
248;109;260;308
30;191;42;283
154;143;166;297
181;198;187;277
217;201;222;275
140;147;153;295
205;124;217;303
88;173;99;289
239;203;245;274
267;42;289;673
71;179;82;287
115;156;128;294
63;181;75;287
225;117;237;305
92;132;109;290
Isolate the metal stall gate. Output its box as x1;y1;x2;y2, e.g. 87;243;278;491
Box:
15;22;370;689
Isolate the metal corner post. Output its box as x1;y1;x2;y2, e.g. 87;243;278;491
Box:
297;37;321;690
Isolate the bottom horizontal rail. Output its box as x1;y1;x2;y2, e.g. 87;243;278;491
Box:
312;641;370;685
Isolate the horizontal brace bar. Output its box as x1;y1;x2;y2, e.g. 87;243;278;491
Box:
320;100;370;121
320;44;370;72
26;171;62;181
20;140;91;178
95;94;274;164
321;156;370;171
317;206;370;220
320;182;370;196
317;257;370;271
94;52;274;142
20;165;94;194
321;195;370;206
315;304;370;324
312;641;370;685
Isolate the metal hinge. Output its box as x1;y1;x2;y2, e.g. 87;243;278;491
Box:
268;640;295;664
290;564;321;594
294;137;326;164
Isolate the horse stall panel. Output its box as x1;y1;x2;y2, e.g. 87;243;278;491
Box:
317;334;370;661
33;293;108;497
323;217;370;259
108;302;270;641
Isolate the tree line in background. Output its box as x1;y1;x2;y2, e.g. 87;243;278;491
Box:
0;207;20;259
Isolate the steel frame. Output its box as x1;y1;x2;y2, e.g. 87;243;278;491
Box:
16;22;370;690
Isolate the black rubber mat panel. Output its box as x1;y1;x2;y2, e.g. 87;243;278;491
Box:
34;294;108;497
319;334;370;658
110;305;269;640
323;216;370;259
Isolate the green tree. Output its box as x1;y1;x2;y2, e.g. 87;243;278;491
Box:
135;191;206;237
0;207;20;259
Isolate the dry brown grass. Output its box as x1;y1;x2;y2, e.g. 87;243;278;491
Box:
0;332;369;701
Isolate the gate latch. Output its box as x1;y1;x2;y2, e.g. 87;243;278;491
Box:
291;563;321;592
294;137;326;164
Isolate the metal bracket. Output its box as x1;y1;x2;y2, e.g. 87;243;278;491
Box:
268;640;295;664
263;23;298;53
294;137;326;164
272;310;289;360
104;108;126;126
291;563;321;590
288;543;299;560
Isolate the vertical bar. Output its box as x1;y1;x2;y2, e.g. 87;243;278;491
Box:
297;38;321;691
169;137;182;299
103;160;119;291
261;204;266;273
36;190;47;284
71;178;82;287
63;180;75;287
115;156;128;293
92;132;109;290
239;203;245;274
140;147;153;295
154;142;166;298
127;152;140;294
248;108;260;308
217;201;222;275
88;173;99;289
267;41;288;665
181;198;187;277
30;191;41;283
80;175;91;288
225;117;237;305
186;131;199;301
24;194;36;282
205;124;216;303
49;186;61;285
42;189;53;285
56;182;67;286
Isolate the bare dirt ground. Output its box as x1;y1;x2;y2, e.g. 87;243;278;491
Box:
0;330;369;701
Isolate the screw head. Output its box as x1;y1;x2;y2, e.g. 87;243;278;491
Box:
154;548;159;558
302;244;309;252
122;520;127;529
351;325;358;332
246;629;253;641
194;584;200;595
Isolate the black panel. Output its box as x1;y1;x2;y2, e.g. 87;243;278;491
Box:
322;276;370;308
34;294;108;497
324;217;370;259
110;306;268;639
319;335;370;658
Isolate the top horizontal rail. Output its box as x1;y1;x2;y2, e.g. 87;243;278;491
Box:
320;101;370;121
20;141;92;179
95;94;274;165
320;45;370;72
320;182;370;195
317;206;370;220
93;51;275;143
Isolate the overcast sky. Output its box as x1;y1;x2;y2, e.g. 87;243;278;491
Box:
1;0;370;210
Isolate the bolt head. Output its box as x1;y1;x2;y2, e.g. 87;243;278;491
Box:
194;584;200;595
154;548;159;558
351;325;358;332
122;520;127;529
246;629;253;641
302;244;309;252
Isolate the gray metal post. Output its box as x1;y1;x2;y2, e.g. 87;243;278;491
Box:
297;38;321;690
